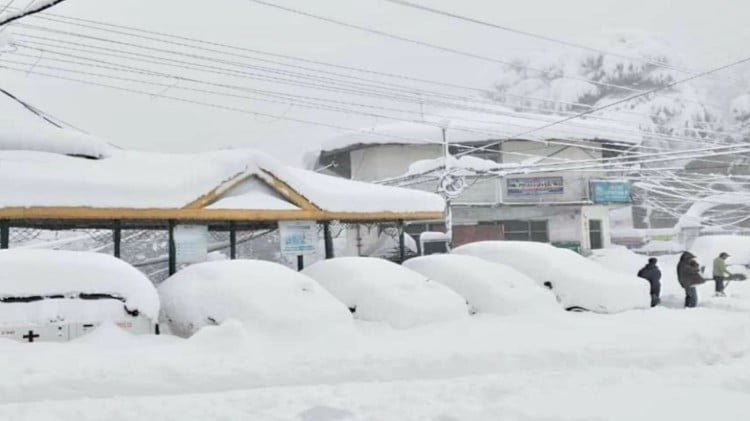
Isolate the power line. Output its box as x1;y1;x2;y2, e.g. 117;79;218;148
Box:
377;0;705;78
245;0;717;107
9;31;734;152
0;0;66;27
5;9;728;136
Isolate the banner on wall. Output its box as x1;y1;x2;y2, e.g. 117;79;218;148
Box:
590;180;631;203
507;176;564;196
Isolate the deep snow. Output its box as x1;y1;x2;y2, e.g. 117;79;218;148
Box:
1;247;750;420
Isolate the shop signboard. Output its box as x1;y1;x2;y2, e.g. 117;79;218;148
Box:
507;176;564;197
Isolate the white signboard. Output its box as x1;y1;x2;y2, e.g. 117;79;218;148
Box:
279;220;317;256
174;224;208;264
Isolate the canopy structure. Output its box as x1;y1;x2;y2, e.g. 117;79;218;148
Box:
0;94;445;271
0;149;444;224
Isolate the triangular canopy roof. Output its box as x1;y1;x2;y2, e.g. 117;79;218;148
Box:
0;149;444;221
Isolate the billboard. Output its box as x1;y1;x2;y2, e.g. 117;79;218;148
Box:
507;176;564;197
591;181;631;203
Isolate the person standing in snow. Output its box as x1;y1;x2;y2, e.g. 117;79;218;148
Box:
637;257;662;307
677;251;706;308
712;252;732;297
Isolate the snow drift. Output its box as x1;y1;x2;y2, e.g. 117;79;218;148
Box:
303;257;468;328
158;260;352;337
403;254;559;315
453;242;650;313
0;249;159;326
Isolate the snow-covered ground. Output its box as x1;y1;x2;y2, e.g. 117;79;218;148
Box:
2;248;750;420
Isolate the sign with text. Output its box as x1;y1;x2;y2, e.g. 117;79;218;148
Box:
507;176;564;197
174;224;208;264
591;181;631;203
279;220;317;256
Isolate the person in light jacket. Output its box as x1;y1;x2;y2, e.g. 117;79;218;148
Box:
712;252;731;297
637;257;662;307
677;251;706;308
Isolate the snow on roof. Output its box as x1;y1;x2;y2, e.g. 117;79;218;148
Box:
0;249;159;323
0;94;114;159
315;106;641;156
0;147;445;215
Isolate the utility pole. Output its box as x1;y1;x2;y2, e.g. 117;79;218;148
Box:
442;127;453;246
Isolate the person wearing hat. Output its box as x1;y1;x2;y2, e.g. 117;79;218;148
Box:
677;251;706;308
713;252;732;297
637;257;662;307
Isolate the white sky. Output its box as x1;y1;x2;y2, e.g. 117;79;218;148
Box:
1;0;749;164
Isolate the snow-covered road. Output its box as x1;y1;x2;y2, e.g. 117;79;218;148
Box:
2;300;750;420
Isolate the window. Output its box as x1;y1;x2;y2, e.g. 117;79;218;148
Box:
589;219;603;250
501;220;549;242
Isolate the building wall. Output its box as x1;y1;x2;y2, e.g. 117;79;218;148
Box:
349;144;441;181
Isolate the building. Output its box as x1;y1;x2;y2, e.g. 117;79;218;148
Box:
311;108;637;254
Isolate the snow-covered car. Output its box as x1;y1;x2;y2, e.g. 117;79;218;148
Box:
302;257;468;328
403;254;559;315
158;260;352;337
452;242;650;313
0;249;159;342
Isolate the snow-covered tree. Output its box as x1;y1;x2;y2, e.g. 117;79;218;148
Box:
488;34;724;152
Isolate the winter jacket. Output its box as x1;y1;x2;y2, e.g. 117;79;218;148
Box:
637;263;662;295
713;257;731;278
677;252;705;288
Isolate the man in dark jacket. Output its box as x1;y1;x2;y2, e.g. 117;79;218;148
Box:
677;251;706;308
638;257;662;307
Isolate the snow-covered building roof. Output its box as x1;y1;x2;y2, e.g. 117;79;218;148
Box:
0;148;444;221
314;107;642;156
0;95;444;222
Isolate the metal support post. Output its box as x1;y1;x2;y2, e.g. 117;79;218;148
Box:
168;220;176;276
323;221;334;259
297;255;304;271
398;220;406;262
229;221;237;260
113;220;121;258
0;220;8;249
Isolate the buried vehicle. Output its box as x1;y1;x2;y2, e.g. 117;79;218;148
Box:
403;254;559;315
303;257;468;328
452;242;650;313
0;249;159;342
158;259;352;337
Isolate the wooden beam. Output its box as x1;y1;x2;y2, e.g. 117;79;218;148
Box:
182;171;253;209
0;207;442;222
257;169;319;210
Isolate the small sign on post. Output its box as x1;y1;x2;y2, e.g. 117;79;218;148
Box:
279;220;317;257
174;224;208;264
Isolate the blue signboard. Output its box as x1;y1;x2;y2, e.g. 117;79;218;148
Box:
591;181;631;203
507;176;564;196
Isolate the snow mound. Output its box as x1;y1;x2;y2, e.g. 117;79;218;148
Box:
0;249;159;325
158;260;352;337
452;242;650;313
303;257;468;328
403;254;559;315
